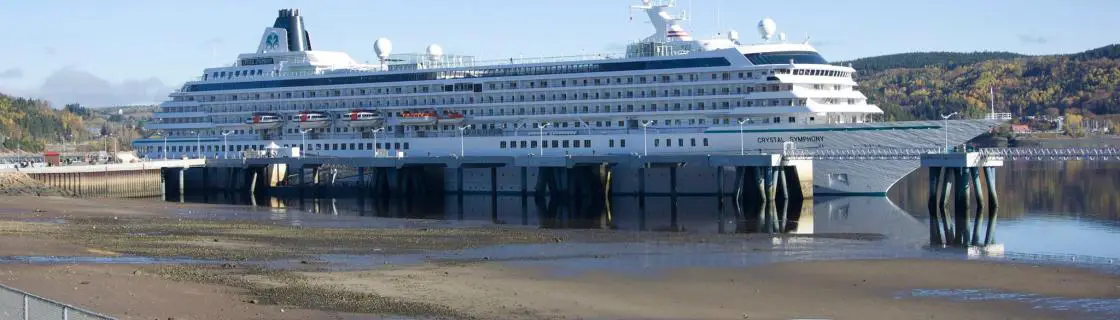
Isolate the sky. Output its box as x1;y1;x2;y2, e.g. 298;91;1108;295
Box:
0;0;1116;107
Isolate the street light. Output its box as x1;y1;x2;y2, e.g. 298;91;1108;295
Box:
220;130;232;159
457;125;469;157
639;120;654;156
737;119;749;155
369;127;384;157
538;122;551;156
188;130;200;159
299;128;313;158
160;130;168;160
940;112;959;153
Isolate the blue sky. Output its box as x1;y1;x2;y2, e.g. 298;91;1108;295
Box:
0;0;1116;106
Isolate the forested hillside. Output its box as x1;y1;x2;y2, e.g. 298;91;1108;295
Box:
0;93;89;152
843;45;1120;121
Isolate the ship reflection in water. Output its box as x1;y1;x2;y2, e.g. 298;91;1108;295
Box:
175;161;1120;261
178;191;927;243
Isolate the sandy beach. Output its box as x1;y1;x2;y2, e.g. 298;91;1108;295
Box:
0;195;1117;320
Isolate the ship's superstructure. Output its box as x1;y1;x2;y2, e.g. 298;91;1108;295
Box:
135;1;996;195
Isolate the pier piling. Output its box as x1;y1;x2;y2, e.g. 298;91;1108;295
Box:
921;152;1003;248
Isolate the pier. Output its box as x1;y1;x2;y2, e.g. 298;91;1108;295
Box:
173;154;813;206
921;152;1003;248
3;160;203;198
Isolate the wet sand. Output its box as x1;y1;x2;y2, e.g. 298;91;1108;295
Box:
0;195;1117;319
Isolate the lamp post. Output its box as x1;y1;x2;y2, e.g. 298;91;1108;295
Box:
639;120;654;156
188;130;200;159
220;130;232;159
940;112;959;153
538;122;551;156
457;125;469;157
370;127;384;157
161;131;168;160
737;119;748;155
300;128;312;157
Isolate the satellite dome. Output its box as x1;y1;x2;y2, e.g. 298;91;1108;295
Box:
374;37;393;60
426;44;444;60
727;29;740;42
757;18;777;40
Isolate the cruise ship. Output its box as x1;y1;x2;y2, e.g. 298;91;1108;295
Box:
134;1;998;195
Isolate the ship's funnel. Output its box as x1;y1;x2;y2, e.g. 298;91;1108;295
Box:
273;8;312;51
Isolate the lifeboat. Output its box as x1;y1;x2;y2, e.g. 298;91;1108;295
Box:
398;110;437;125
438;111;467;125
295;111;332;129
341;109;385;128
245;112;283;129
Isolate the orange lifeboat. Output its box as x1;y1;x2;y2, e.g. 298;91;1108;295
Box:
438;111;467;125
398;110;437;125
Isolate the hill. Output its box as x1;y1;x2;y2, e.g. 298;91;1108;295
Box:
0;93;89;153
842;51;1027;74
846;44;1120;121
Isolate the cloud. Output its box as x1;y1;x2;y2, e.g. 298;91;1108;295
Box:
29;67;173;107
0;68;22;79
1017;34;1049;44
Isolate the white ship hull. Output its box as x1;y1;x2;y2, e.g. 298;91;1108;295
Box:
134;120;995;195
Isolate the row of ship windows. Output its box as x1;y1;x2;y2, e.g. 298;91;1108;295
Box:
161;113;828;139
163;96;848;120
206;69;270;80
161;97;846;125
179;70;795;103
145;142;413;153
186;57;735;92
497;137;711;149
173;83;803;110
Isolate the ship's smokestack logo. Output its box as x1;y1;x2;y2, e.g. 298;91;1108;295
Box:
264;32;280;49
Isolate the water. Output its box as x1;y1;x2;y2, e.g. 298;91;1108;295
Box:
903;289;1120;320
890;161;1120;260
171;161;1120;262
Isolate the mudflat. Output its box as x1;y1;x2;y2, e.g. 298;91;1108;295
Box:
0;195;1116;320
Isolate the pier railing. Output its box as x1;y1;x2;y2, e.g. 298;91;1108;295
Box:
978;147;1120;161
0;283;115;320
783;147;1120;161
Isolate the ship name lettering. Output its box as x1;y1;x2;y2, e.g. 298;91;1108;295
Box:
758;136;824;143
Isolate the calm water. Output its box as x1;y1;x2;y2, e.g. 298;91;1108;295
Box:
172;161;1120;260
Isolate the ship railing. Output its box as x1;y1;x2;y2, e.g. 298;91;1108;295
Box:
783;148;941;160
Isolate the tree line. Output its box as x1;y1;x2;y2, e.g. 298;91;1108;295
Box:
841;44;1120;122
